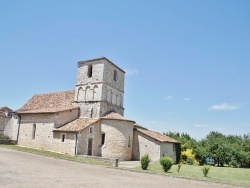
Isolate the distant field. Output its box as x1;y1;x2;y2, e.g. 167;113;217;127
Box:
135;162;250;187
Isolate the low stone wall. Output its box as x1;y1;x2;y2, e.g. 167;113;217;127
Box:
79;155;119;166
0;139;17;145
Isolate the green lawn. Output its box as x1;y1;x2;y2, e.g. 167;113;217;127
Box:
0;144;110;166
135;162;250;187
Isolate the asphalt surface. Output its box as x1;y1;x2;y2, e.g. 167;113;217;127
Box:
0;147;239;188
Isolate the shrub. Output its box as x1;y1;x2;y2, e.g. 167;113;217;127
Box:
186;157;194;165
201;166;210;177
177;163;182;173
140;154;150;170
160;157;173;172
229;157;238;168
181;149;197;165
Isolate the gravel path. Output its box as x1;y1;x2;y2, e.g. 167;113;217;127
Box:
0;147;239;188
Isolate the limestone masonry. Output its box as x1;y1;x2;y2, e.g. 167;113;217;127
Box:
2;57;180;162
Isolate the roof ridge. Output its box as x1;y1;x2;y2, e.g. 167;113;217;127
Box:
34;89;75;96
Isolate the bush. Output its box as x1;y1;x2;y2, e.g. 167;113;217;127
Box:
229;157;238;168
186;157;194;165
177;163;182;173
140;154;150;170
160;157;173;172
201;166;210;177
181;149;197;165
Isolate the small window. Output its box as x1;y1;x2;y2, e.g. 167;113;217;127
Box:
61;134;66;142
87;65;93;78
101;133;105;145
32;124;36;140
89;127;93;134
128;136;131;147
173;144;176;151
113;70;117;81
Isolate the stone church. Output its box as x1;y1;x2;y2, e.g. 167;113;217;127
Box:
5;57;179;162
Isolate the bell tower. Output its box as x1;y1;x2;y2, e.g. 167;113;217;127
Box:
73;57;125;118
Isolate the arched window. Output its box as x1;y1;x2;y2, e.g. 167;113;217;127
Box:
93;85;98;100
32;124;36;140
77;87;84;101
128;136;131;147
90;108;94;118
87;65;93;78
85;86;92;101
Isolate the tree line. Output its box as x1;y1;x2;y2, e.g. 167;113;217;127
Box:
164;131;250;168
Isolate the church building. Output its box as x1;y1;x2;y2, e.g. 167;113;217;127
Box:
8;57;179;162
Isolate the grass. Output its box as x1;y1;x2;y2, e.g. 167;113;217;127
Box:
0;144;110;166
135;162;250;187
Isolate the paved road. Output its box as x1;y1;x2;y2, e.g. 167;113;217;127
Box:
0;147;237;188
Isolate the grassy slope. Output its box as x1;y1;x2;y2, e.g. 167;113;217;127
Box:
135;162;250;187
0;144;110;166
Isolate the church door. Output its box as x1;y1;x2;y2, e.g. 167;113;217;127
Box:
88;138;93;156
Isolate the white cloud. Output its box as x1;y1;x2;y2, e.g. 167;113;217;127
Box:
164;96;172;100
194;124;207;128
183;98;190;101
209;103;240;111
124;68;138;75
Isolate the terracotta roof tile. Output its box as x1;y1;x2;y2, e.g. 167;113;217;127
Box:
101;112;135;123
136;128;179;143
0;106;13;111
54;118;98;133
0;112;7;117
16;90;76;114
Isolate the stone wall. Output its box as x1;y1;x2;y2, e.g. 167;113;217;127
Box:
54;109;79;128
132;130;160;161
0;117;5;134
132;130;177;162
77;122;100;156
160;142;177;163
18;112;79;155
4;114;19;140
52;132;76;155
18;114;55;150
100;119;133;160
74;58;125;118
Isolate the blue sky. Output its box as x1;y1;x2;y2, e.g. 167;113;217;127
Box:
1;1;249;140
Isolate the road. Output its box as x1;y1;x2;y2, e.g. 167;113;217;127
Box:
0;147;236;188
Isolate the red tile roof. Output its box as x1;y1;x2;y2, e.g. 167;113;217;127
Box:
54;118;99;133
16;90;77;114
0;106;13;112
0;112;7;117
136;128;179;143
101;112;135;123
54;112;135;133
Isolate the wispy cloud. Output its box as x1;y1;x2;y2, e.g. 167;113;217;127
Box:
194;124;207;128
209;103;240;111
124;68;138;75
164;96;172;100
183;98;191;101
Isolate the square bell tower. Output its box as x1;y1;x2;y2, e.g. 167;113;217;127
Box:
73;57;125;118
